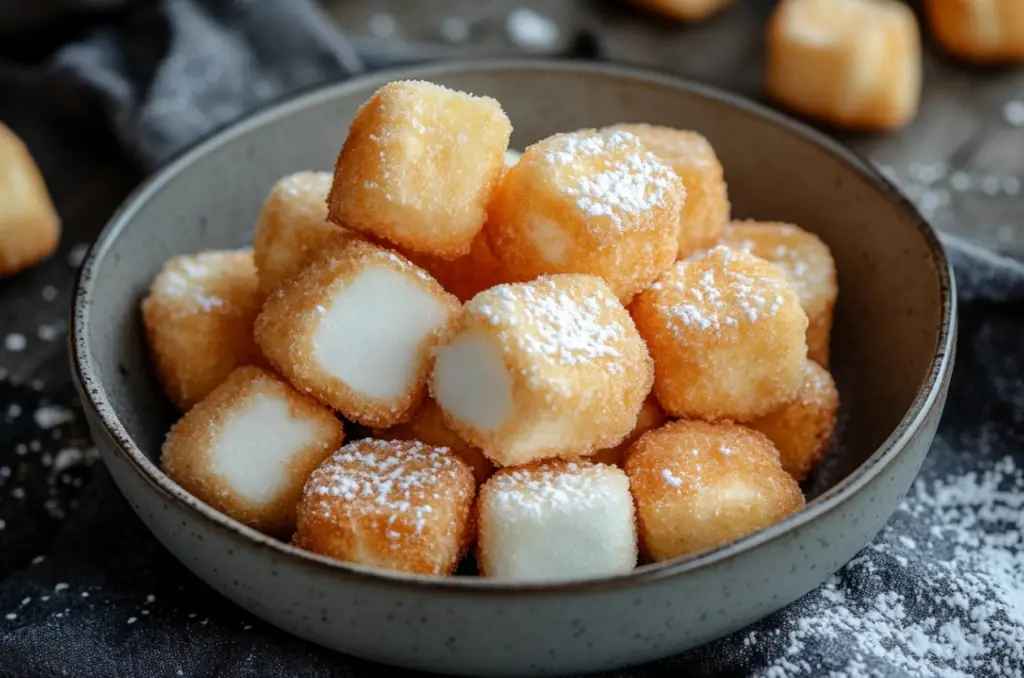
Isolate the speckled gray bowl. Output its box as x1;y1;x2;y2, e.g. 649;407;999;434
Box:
70;61;955;677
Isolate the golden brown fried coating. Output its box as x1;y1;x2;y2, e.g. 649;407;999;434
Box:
626;0;735;21
372;398;495;486
141;249;264;411
255;239;460;428
0;122;60;278
294;439;476;576
632;246;808;422
588;395;669;468
625;419;805;562
476;459;638;581
430;274;654;467
252;171;359;295
721;220;837;367
401;232;510;303
925;0;1024;64
766;0;921;131
604;124;729;258
748;360;839;482
161;366;344;536
327;80;512;260
485;128;685;304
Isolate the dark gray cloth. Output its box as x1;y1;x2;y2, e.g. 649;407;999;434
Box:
1;2;1022;676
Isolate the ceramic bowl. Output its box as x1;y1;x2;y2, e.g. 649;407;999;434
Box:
70;61;956;677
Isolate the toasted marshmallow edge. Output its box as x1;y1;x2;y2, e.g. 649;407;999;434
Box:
483;471;637;582
504;149;522;167
528;215;569;264
433;331;513;434
313;265;449;402
208;392;319;504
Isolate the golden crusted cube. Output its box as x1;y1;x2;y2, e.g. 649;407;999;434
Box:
141;249;265;411
925;0;1024;64
254;240;460;428
588;395;668;468
0;122;60;278
161;366;344;537
766;0;922;131
401;232;511;303
748;360;839;481
721;220;837;367
485;129;685;304
253;171;359;295
430;274;654;467
626;420;805;562
327;80;512;260
605;124;729;259
632;246;808;422
372;398;495;486
627;0;735;22
294;439;476;576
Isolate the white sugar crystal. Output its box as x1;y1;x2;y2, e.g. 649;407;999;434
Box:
67;243;88;268
506;8;560;52
34;406;75;429
662;469;683;487
4;333;26;352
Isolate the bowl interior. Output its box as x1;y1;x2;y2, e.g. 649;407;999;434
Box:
76;62;946;558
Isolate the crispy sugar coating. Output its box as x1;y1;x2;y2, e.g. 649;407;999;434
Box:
402;232;510;303
721;220;837;367
253;171;360;295
485;129;685;303
476;459;637;581
748;360;839;482
294;439;476;576
372;398;495;485
161;366;344;536
632;246;808;422
0;122;60;277
431;274;654;467
327;80;512;260
141;249;265;411
603;124;728;259
766;0;922;130
626;420;805;561
925;0;1024;64
627;0;735;21
589;395;669;468
255;240;460;428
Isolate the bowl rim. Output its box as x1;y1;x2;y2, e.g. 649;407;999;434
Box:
70;58;957;596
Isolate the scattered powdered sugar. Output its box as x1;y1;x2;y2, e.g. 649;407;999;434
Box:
157;254;227;311
488;462;621;517
1003;100;1024;127
474;278;626;371
657;246;788;334
33;406;75;429
744;454;1024;677
307;440;464;539
661;468;684;487
542;130;679;232
505;8;560;53
4;333;26;352
41;285;57;302
67;243;88;268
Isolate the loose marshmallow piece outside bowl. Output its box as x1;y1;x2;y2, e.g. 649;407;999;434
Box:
72;61;954;677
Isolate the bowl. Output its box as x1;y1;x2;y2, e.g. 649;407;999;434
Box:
70;60;956;677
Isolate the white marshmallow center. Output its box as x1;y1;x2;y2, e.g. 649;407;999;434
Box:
313;266;449;401
433;331;513;433
210;392;318;504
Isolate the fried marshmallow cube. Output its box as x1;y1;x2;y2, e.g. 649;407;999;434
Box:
161;366;344;536
476;460;637;581
142;249;264;411
605;124;729;259
721;220;837;367
253;171;359;296
627;0;735;21
925;0;1024;64
431;275;654;467
633;246;808;422
255;240;459;428
372;398;495;486
0;122;60;278
402;232;510;303
327;80;512;260
294;439;475;576
626;420;805;561
589;395;669;468
766;0;922;130
748;360;839;482
485;129;685;303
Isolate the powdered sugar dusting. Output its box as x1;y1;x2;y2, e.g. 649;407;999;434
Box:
488;461;622;517
541;130;680;231
156;252;233;311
